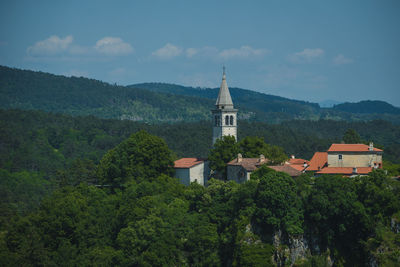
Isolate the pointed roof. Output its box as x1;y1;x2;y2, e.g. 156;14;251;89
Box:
215;67;234;108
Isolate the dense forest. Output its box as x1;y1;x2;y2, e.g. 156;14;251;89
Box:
1;124;399;266
2;65;400;123
1;65;400;265
2;109;400;178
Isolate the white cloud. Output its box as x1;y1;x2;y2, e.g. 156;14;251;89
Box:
152;43;182;59
150;44;267;61
184;46;219;59
185;48;198;58
94;37;133;55
288;48;324;63
333;54;353;65
27;35;73;56
218;46;268;60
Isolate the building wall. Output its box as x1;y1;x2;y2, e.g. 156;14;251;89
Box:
175;168;191;186
227;165;250;184
175;162;209;186
328;152;382;167
189;162;210;186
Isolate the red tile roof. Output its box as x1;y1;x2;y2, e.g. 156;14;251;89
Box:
268;165;303;177
307;152;328;171
316;167;373;175
290;164;307;172
227;158;269;171
328;144;383;152
174;158;204;168
288;158;310;165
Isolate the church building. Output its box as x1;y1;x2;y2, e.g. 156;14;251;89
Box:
174;68;237;185
212;67;238;144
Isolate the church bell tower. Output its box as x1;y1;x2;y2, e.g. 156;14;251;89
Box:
212;67;238;145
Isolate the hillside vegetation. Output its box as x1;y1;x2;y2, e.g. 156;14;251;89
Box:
0;66;212;122
1;109;400;179
1;128;399;266
1;65;400;123
130;82;400;123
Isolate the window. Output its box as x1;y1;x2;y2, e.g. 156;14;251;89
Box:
230;115;234;125
338;154;343;160
225;115;229;125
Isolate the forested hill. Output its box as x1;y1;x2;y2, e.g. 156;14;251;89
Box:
0;66;213;122
130;83;321;121
1;65;400;123
131;83;400;121
333;100;400;114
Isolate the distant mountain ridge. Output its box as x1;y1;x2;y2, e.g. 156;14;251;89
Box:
1;65;400;123
333;100;400;114
129;82;400;123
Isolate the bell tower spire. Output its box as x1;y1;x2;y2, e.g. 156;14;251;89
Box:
212;67;238;145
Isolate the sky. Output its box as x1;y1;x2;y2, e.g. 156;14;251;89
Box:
1;0;399;106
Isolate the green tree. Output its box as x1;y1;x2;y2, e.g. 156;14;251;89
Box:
343;128;362;144
238;136;287;164
304;175;369;265
253;167;303;235
208;136;239;180
97;130;174;186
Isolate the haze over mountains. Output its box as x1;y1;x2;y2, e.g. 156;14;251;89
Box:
1;65;400;124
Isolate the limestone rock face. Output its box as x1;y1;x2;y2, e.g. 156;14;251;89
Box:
272;230;310;266
271;230;334;267
288;234;309;264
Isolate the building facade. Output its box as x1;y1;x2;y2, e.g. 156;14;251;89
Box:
174;158;209;186
212;67;238;144
309;143;384;176
326;143;383;168
227;154;268;183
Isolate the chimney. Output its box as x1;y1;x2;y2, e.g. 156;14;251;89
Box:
259;154;265;163
291;155;295;159
353;167;357;174
303;161;307;168
369;142;374;151
237;153;242;163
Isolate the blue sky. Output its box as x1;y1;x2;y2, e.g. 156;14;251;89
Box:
1;0;399;106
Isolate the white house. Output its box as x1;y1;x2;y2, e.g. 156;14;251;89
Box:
173;158;209;186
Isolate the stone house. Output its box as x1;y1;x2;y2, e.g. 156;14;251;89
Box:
308;143;383;176
173;158;209;186
326;143;382;168
227;154;268;183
